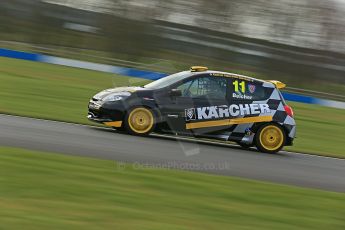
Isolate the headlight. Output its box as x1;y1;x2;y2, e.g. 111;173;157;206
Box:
102;92;130;102
103;94;123;102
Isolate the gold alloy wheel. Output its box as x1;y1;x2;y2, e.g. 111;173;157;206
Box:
259;125;284;151
127;107;154;134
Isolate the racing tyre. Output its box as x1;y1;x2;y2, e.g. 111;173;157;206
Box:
255;123;286;153
125;107;155;135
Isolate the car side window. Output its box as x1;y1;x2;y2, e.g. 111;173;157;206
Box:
177;76;227;100
230;79;271;101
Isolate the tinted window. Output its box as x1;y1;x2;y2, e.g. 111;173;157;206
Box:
177;76;227;100
230;79;271;101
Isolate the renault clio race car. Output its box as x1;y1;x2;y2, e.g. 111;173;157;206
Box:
88;66;296;153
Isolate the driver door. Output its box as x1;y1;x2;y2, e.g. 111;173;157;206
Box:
159;74;230;134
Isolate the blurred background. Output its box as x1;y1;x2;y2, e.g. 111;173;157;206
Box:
1;0;345;156
1;0;345;99
1;2;345;229
0;3;345;230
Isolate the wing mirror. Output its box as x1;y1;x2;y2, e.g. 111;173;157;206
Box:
170;89;182;97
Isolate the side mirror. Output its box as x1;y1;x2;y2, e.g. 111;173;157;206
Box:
170;89;182;97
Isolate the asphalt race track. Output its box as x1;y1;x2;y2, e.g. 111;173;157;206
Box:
0;114;344;192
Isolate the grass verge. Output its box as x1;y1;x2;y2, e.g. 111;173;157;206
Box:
0;57;344;157
0;147;344;230
285;102;345;157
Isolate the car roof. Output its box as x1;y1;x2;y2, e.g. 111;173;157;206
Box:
188;70;269;84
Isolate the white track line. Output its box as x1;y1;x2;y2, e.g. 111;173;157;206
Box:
0;113;343;161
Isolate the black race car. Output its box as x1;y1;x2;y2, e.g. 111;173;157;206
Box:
88;66;296;153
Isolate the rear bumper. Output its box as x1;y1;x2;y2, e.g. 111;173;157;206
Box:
285;124;296;146
285;137;294;146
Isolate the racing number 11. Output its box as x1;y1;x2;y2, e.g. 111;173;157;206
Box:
233;80;246;93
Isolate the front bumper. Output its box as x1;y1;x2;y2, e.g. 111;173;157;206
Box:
88;100;125;127
87;114;123;127
87;113;112;123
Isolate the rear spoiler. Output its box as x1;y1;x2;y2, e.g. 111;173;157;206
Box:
267;80;286;89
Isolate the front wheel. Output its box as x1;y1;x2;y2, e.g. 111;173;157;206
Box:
124;107;155;135
255;123;286;153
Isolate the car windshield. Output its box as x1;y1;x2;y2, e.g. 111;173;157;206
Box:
144;71;191;89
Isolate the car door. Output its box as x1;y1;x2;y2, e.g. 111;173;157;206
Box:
158;74;230;134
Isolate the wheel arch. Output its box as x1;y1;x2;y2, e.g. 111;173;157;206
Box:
252;121;290;143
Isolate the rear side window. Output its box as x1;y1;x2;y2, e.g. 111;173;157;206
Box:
230;79;272;101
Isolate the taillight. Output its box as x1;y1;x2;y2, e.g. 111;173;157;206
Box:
284;105;294;117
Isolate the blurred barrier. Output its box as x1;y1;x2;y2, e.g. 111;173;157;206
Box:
0;40;178;74
282;86;345;102
282;93;345;109
1;48;345;110
0;48;40;62
42;55;166;80
0;48;166;80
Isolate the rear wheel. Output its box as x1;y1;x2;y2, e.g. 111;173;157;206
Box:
125;107;155;135
255;123;286;153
